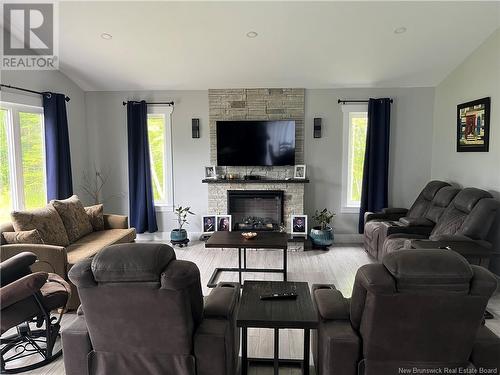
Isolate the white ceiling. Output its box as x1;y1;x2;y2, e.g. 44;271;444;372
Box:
53;1;500;91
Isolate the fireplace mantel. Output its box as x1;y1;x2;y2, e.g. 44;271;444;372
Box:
202;178;309;184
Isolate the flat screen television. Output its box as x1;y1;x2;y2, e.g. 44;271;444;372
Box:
216;120;296;166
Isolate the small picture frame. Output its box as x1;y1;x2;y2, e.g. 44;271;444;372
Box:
205;166;217;179
291;215;308;236
202;215;216;234
294;165;306;179
216;215;232;232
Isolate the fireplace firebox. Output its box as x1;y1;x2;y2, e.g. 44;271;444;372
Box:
227;190;284;231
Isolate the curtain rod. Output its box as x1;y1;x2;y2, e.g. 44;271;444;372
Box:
338;99;393;104
122;101;174;106
0;84;70;102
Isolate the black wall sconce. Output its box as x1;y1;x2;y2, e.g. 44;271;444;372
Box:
313;118;322;138
192;118;200;138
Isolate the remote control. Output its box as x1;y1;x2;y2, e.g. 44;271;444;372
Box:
260;293;298;300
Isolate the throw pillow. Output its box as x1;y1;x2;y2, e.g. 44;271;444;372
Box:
85;204;104;231
3;229;44;244
51;195;93;243
11;205;70;246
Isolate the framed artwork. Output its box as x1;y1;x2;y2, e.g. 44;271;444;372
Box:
205;166;217;179
457;97;490;152
291;215;307;236
216;215;232;231
294;164;306;179
202;215;216;234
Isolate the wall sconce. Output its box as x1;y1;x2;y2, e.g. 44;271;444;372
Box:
192;118;200;138
314;118;322;138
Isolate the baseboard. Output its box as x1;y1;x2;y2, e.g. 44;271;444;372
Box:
334;234;363;243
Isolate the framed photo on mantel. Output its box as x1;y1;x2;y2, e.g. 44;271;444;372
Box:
457;97;490;152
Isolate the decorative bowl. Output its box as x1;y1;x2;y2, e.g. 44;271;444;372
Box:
241;232;258;239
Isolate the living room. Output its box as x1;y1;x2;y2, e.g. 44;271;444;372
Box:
0;1;499;374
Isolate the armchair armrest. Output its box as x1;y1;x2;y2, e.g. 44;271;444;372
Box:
470;326;500;370
0;251;37;285
194;282;240;375
203;282;240;319
365;208;408;223
104;214;128;229
312;284;350;321
0;271;48;308
1;244;68;278
385;223;433;237
399;217;434;227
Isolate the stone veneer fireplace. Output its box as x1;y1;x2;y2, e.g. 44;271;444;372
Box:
206;88;306;231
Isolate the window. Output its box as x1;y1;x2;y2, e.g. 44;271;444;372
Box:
342;104;368;212
147;106;173;209
0;102;46;222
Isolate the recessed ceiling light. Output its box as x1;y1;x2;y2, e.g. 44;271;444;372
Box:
101;33;113;40
246;31;258;38
394;26;407;34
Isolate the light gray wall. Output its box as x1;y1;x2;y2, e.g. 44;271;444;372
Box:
305;87;435;233
85;87;435;235
431;28;499;193
431;28;500;274
1;70;91;204
84;91;209;233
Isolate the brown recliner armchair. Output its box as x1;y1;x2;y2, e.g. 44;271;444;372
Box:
312;249;500;375
1;252;71;373
363;180;450;258
61;243;240;375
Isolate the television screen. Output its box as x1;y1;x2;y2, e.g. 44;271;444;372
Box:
216;120;296;166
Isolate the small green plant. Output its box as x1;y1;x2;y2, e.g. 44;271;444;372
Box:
174;206;195;230
312;208;336;230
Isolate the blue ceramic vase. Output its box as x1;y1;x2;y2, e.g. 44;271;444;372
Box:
309;226;334;247
171;228;187;241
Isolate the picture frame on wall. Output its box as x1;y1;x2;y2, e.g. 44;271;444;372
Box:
291;215;308;237
294;165;306;179
204;166;217;179
457;97;490;152
216;215;232;232
202;215;216;234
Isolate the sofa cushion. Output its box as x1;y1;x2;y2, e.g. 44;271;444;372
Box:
84;204;104;231
3;229;44;244
51;195;93;243
11;205;70;246
66;228;136;265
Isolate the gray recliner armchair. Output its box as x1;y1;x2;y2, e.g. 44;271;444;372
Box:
312;249;500;375
366;186;460;260
381;188;498;266
61;243;240;375
363;180;450;258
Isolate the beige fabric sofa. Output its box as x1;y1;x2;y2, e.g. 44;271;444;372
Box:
0;213;136;309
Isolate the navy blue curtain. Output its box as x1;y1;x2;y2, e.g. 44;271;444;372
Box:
358;98;392;233
126;101;158;233
43;92;73;201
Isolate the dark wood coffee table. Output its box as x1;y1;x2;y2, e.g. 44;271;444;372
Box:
205;231;288;287
237;281;318;375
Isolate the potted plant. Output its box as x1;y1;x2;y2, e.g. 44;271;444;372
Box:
171;206;195;242
310;208;335;247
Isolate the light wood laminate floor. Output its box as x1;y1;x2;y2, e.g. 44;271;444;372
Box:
9;240;500;375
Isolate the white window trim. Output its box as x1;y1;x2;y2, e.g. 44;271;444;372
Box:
341;104;368;214
1;101;46;211
147;106;174;211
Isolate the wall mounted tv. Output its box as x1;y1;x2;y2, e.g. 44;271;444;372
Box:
216;120;296;166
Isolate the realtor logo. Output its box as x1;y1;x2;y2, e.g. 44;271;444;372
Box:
2;2;58;69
